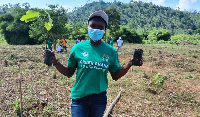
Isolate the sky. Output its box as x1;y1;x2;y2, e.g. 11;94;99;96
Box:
0;0;200;12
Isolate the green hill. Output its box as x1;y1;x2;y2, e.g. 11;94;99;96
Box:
67;1;200;35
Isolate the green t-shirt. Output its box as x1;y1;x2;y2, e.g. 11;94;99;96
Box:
109;40;113;46
67;40;122;99
47;40;52;48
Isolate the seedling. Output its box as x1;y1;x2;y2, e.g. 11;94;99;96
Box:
12;100;19;111
185;74;193;79
194;110;200;115
51;71;55;74
152;73;167;88
51;71;56;79
0;79;3;83
148;73;167;93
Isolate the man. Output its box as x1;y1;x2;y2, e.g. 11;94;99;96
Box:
108;36;113;46
60;37;67;52
51;10;134;117
117;37;123;54
76;38;80;44
47;38;52;51
57;44;63;53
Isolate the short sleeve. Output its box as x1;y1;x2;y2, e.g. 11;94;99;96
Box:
67;46;77;67
108;50;122;73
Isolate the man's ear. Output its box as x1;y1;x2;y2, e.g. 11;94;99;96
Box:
104;29;107;40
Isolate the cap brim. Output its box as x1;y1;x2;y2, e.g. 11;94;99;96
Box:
88;10;108;25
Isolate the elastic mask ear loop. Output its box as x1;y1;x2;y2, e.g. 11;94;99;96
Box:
104;29;107;42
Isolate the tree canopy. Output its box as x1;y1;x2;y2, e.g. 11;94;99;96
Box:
0;1;200;45
67;1;200;35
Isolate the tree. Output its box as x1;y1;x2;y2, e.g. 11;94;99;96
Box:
22;3;30;9
0;8;30;45
148;28;170;42
47;5;68;50
112;25;143;43
21;5;68;49
104;8;120;36
70;22;88;40
66;1;200;36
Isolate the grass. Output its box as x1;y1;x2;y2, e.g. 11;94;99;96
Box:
0;43;200;116
0;34;7;44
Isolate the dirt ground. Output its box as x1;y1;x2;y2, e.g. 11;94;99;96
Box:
0;43;200;117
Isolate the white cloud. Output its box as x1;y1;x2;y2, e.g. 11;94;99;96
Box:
152;0;165;6
191;0;197;3
131;0;165;6
176;0;198;11
62;5;73;9
131;0;140;2
61;5;74;12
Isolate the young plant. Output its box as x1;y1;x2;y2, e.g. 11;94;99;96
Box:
194;110;200;115
12;100;20;111
152;73;167;88
0;79;3;83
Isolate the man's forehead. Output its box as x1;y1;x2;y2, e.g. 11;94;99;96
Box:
89;19;105;26
88;17;106;26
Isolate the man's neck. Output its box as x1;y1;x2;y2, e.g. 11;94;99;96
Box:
89;39;102;45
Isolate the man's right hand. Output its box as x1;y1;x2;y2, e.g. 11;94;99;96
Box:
51;51;58;66
43;49;52;66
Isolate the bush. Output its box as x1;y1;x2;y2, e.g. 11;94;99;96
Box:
148;28;171;41
112;25;143;43
0;12;31;45
170;34;200;44
0;34;7;44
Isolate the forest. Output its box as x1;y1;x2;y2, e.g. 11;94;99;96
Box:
0;1;200;45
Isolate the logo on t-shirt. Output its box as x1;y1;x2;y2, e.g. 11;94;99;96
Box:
102;54;109;62
82;52;89;58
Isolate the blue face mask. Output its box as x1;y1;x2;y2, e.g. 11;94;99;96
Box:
88;28;104;42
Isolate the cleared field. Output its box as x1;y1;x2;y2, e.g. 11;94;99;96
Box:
0;43;200;116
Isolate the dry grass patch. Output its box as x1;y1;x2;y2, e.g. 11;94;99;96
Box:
0;43;200;116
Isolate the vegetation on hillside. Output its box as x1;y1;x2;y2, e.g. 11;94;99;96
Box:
0;1;200;45
67;1;200;35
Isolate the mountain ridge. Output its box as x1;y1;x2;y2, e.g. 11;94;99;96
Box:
66;1;200;35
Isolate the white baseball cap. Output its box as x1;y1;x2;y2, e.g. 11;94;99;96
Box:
88;10;108;25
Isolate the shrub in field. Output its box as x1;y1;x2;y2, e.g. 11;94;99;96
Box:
148;28;171;42
112;25;143;43
148;73;167;93
12;100;20;112
0;34;7;44
152;73;167;87
0;10;31;45
170;34;200;44
194;110;200;115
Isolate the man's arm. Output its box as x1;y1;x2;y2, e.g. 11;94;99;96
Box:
54;61;76;78
111;58;133;81
52;52;76;78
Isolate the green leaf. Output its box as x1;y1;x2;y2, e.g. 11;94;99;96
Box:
0;79;3;83
28;85;32;91
194;110;200;115
44;11;53;31
20;10;39;23
152;77;157;82
45;22;53;31
12;100;19;109
163;76;167;80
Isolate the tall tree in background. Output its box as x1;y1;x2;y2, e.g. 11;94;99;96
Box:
104;8;120;40
0;8;30;45
27;5;67;49
47;5;68;50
